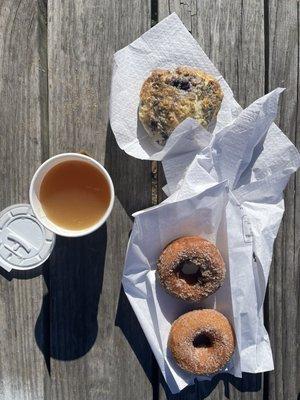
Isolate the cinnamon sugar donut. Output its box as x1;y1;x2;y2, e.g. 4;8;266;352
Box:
156;236;225;302
168;309;235;375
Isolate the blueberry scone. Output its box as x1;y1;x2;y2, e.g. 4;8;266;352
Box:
139;66;223;145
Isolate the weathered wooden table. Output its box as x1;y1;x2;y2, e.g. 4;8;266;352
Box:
0;1;298;399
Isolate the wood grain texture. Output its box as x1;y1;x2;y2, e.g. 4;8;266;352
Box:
266;0;300;399
47;1;154;399
157;1;265;398
158;0;265;107
0;0;49;399
0;0;298;399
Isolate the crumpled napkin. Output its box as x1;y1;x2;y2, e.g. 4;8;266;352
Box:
122;87;300;393
123;180;238;393
159;87;300;379
110;12;300;395
110;13;240;159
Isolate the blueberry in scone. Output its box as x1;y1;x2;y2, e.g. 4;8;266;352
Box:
139;66;223;146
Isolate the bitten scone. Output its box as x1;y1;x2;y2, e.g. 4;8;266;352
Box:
139;66;223;145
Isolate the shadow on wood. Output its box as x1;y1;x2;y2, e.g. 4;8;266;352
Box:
223;372;262;394
160;372;221;399
115;287;158;396
160;372;262;399
104;124;152;219
0;264;45;281
35;224;107;366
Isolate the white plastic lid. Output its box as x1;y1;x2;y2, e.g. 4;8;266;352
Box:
0;204;56;271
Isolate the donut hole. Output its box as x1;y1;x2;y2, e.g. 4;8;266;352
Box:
175;256;216;287
175;261;202;285
193;333;213;348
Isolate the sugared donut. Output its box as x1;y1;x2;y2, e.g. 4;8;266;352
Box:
156;236;225;302
168;309;235;375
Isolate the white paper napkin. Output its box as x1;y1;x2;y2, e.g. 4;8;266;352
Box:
112;12;300;395
122;84;300;391
110;13;241;159
161;88;300;376
123;180;243;393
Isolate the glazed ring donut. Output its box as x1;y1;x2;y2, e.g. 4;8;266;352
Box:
156;236;225;302
168;309;235;375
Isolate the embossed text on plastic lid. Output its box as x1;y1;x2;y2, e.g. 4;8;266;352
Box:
0;204;55;271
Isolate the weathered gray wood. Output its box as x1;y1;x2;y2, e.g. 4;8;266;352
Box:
0;1;50;399
47;1;154;399
267;1;300;399
158;0;265;107
0;0;298;399
157;1;265;398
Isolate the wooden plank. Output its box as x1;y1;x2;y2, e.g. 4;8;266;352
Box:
157;1;265;398
47;1;154;399
0;0;50;399
266;0;299;398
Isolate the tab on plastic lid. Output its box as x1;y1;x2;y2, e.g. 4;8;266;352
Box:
0;204;55;271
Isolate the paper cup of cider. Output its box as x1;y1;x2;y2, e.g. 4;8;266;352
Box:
30;153;115;237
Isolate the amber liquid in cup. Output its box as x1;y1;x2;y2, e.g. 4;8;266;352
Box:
39;160;111;230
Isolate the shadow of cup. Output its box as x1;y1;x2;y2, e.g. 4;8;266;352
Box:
35;224;107;363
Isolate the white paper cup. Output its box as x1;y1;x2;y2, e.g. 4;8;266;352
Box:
29;153;115;237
